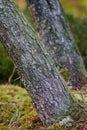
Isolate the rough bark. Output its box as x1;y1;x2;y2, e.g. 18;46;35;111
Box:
0;0;78;126
26;0;87;89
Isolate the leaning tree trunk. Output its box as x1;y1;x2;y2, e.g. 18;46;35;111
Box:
26;0;87;89
0;0;82;126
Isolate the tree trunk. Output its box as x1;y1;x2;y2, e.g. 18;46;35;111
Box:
0;0;82;126
26;0;87;89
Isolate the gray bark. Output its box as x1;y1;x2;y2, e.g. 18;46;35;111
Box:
26;0;87;89
0;0;77;126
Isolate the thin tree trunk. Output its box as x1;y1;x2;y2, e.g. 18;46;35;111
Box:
8;67;15;84
26;0;87;89
0;0;82;126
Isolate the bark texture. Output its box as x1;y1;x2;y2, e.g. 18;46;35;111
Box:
26;0;87;89
0;0;74;125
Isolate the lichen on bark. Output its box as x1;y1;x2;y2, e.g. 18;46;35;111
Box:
0;0;84;126
26;0;87;89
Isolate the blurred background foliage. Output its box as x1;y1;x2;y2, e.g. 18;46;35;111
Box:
0;0;87;83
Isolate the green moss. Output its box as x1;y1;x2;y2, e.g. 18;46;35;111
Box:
0;125;9;130
0;85;38;129
0;84;87;130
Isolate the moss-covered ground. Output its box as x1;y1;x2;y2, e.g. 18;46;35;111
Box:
0;84;87;130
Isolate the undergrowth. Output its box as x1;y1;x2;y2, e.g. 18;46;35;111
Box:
0;84;87;130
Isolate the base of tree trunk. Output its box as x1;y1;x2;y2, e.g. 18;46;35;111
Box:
51;103;84;128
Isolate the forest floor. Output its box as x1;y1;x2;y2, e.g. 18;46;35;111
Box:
0;84;87;130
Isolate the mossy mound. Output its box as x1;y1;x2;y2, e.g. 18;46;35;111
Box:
0;85;38;130
0;84;87;130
